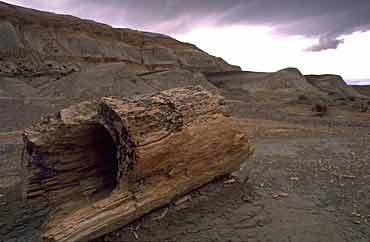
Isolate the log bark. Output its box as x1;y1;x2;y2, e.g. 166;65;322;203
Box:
22;86;253;242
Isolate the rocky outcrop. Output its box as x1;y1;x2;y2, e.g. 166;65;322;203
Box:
306;74;364;98
206;68;319;94
22;86;253;242
0;1;240;74
37;65;217;100
0;1;240;132
206;68;368;102
0;64;220;131
205;68;370;114
352;85;370;97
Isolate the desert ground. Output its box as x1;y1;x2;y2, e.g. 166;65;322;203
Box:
0;2;370;242
86;93;370;242
2;92;370;242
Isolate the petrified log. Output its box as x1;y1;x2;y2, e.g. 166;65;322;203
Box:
22;86;253;242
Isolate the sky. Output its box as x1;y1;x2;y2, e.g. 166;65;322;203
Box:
3;0;370;83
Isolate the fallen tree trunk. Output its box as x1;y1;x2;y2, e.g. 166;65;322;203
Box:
23;86;253;242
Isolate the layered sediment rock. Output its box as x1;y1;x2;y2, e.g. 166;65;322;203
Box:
0;1;240;131
0;1;240;73
306;74;365;98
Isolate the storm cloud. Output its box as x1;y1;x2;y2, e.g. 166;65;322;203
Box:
4;0;370;51
305;37;345;52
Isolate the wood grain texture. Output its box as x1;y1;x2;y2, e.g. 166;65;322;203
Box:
23;86;253;242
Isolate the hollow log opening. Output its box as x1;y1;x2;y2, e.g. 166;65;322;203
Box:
24;122;119;207
22;86;254;242
98;102;137;187
87;124;118;197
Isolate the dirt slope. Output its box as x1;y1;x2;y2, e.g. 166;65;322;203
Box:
306;74;364;98
0;1;239;131
352;85;370;97
206;68;319;93
0;1;240;73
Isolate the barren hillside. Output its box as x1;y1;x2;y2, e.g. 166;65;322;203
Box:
352;85;370;97
0;1;238;131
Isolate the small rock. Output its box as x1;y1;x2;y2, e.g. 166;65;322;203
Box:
272;192;289;199
279;192;289;197
242;195;253;203
351;212;361;217
224;178;236;184
132;231;139;240
174;195;192;206
152;207;169;221
272;194;280;199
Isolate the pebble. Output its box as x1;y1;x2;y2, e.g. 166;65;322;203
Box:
174;195;192;206
224;178;236;184
352;220;361;225
272;192;289;199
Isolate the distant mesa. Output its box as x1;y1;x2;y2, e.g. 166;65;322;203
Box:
206;67;310;93
305;74;365;98
206;66;364;99
351;85;370;97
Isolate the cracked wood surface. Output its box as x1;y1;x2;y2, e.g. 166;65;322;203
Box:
22;86;253;242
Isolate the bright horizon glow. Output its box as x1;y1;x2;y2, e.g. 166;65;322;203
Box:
173;26;370;83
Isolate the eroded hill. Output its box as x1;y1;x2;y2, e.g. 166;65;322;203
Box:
0;1;239;131
1;0;369;132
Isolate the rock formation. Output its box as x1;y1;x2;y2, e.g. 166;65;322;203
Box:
206;68;319;93
22;86;253;242
352;85;370;97
0;1;239;73
306;74;365;98
206;68;368;102
1;2;368;132
0;1;240;132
